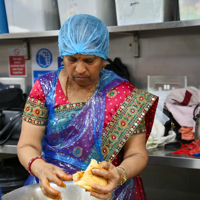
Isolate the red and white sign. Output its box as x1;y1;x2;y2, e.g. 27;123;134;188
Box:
8;48;27;77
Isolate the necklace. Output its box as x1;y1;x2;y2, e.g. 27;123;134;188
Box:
66;78;98;103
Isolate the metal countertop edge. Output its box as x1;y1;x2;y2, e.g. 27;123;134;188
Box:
148;154;200;170
1;144;200;170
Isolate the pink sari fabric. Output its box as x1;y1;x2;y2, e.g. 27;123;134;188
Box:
25;78;158;200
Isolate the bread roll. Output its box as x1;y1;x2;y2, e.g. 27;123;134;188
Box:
73;159;107;191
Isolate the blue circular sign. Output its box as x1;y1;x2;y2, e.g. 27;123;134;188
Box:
36;48;52;68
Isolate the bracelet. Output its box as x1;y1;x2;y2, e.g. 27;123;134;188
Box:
28;156;47;177
116;166;127;185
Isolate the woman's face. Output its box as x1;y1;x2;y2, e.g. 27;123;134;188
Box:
63;54;105;86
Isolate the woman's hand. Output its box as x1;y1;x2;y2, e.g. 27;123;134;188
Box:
90;161;123;200
37;162;73;200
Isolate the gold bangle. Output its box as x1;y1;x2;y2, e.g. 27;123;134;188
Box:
116;166;127;185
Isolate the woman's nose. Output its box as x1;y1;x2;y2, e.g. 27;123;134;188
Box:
75;61;86;74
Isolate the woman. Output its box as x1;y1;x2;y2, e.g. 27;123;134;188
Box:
17;14;158;200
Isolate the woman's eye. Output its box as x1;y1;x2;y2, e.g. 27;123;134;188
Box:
85;60;94;64
68;59;76;63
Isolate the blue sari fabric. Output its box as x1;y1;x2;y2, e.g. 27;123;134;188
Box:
24;68;136;199
43;68;125;171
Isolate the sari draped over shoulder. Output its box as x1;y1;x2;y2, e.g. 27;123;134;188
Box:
23;68;158;200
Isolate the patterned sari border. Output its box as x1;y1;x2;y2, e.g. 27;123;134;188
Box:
54;102;86;113
22;97;48;125
101;88;158;162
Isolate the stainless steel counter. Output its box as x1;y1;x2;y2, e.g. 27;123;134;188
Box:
1;143;200;170
142;148;200;200
147;146;200;170
0;141;17;154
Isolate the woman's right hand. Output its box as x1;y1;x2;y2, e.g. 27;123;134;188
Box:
17;122;73;199
33;161;73;200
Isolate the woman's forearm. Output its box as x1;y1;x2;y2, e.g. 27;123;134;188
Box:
119;152;148;180
17;145;43;172
17;121;46;173
118;133;149;181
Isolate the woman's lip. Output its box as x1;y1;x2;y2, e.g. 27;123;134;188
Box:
75;77;88;81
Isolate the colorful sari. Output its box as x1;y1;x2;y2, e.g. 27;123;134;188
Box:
23;68;158;199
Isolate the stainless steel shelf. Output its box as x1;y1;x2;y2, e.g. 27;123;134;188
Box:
0;30;59;40
1;19;200;40
108;19;200;32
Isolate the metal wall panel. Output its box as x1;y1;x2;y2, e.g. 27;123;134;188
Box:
109;33;135;84
134;27;200;90
1;27;199;94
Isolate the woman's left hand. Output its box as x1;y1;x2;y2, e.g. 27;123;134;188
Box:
90;161;122;200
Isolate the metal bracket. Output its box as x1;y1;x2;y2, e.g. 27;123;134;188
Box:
23;40;30;60
133;32;140;58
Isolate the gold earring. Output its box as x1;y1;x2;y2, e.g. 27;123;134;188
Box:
103;64;106;71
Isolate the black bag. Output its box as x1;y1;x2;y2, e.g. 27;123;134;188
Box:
0;88;26;145
163;108;180;137
163;108;193;144
106;57;130;81
0;108;23;145
0;88;27;109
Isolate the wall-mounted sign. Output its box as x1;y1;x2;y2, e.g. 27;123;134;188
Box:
31;47;60;86
36;48;53;68
58;56;64;68
8;48;27;77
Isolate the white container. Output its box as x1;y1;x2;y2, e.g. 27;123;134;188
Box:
5;0;60;33
2;181;99;200
115;0;178;26
57;0;117;26
179;0;200;21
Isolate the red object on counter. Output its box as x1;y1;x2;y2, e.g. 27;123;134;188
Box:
173;139;200;156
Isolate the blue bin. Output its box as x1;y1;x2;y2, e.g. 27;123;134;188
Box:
0;0;9;34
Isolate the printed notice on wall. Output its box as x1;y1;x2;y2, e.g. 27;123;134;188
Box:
31;47;59;86
8;48;27;77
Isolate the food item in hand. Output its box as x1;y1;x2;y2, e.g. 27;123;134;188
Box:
73;159;107;191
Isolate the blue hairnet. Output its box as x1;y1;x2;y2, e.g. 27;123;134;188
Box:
58;14;109;60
